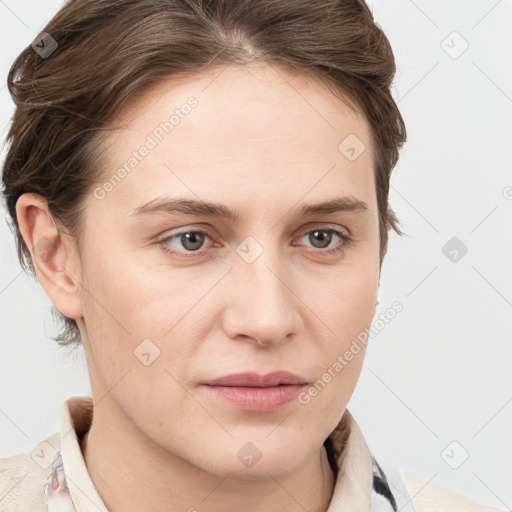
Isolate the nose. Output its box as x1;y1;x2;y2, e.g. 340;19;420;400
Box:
222;249;300;348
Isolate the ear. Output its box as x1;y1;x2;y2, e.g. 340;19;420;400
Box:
15;193;84;321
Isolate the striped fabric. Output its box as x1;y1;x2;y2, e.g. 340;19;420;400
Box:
371;455;398;511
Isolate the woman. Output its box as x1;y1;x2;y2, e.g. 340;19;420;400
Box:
0;0;504;511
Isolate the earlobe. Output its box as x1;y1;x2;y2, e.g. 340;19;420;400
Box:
15;193;84;320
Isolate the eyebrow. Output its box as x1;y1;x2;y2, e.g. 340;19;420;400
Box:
128;195;370;221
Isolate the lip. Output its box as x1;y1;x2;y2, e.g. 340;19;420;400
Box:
201;371;308;387
200;372;309;413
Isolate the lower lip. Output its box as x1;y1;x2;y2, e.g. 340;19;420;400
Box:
200;384;307;412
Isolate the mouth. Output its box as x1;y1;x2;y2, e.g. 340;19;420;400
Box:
200;371;309;412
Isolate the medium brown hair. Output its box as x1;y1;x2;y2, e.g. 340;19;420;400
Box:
1;0;406;347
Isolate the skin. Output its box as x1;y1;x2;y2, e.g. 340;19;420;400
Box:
17;61;380;512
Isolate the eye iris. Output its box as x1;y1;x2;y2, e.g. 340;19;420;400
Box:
181;232;205;251
309;230;332;249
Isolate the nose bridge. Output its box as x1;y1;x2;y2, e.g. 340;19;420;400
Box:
227;233;298;344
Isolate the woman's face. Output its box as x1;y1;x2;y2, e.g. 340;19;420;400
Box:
75;61;380;478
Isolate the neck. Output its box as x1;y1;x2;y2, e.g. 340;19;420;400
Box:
80;397;336;512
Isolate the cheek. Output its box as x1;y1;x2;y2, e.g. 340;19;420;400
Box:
81;245;164;328
314;265;378;342
311;228;380;341
306;262;377;389
79;246;205;382
78;248;152;371
297;277;374;442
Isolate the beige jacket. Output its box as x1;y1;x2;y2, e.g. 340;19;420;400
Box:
0;396;504;511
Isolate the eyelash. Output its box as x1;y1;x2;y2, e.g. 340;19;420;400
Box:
157;226;354;259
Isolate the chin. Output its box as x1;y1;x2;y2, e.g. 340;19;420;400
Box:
201;443;308;481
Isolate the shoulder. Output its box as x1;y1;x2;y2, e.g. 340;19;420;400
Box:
400;470;506;512
0;432;60;512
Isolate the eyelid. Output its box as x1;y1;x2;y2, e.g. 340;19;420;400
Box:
295;222;351;238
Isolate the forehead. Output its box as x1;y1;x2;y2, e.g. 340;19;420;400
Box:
93;61;375;215
107;61;371;147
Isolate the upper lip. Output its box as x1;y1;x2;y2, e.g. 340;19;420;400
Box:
202;371;308;387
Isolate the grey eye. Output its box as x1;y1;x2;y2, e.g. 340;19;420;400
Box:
306;229;336;249
168;231;208;252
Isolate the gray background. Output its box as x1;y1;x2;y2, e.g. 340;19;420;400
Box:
1;0;511;509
